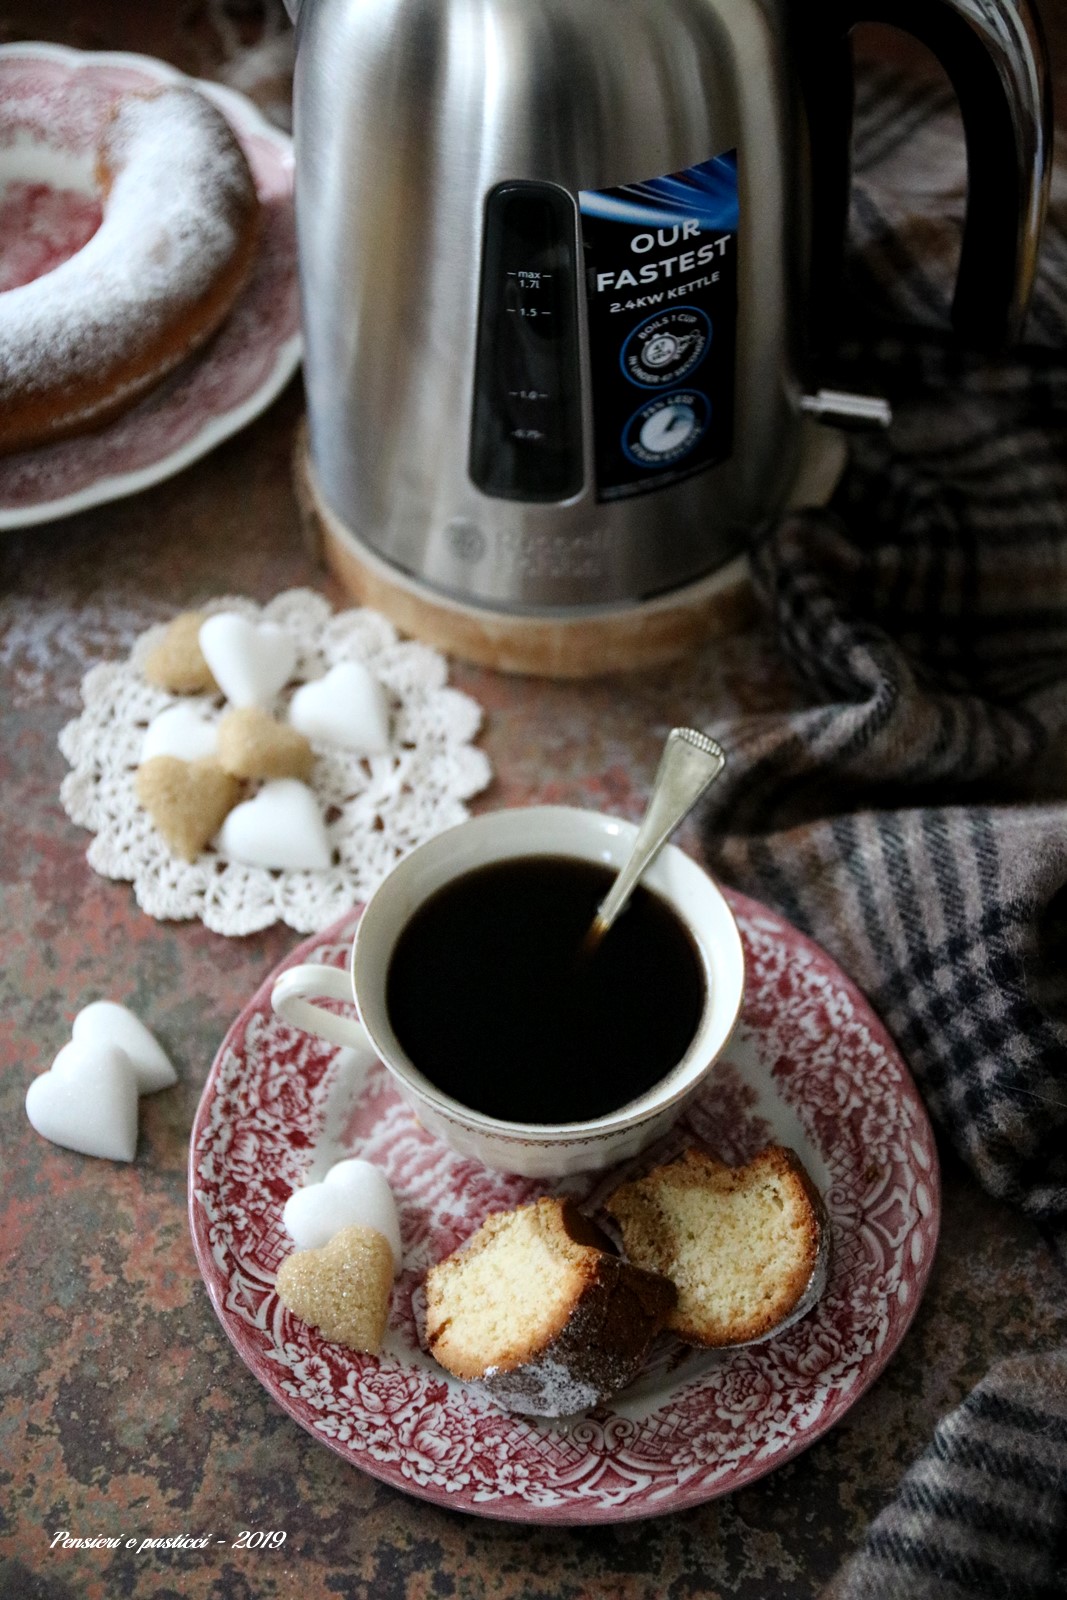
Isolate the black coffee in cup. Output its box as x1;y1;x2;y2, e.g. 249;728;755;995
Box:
385;855;705;1124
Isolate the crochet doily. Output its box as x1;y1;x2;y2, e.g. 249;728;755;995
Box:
59;589;492;936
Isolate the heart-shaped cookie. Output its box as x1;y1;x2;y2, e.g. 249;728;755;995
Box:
288;661;391;755
141;703;219;764
284;1159;401;1269
143;611;218;695
136;756;242;862
217;779;332;871
26;1042;140;1162
217;706;314;782
199;613;297;709
275;1224;394;1353
68;1001;177;1094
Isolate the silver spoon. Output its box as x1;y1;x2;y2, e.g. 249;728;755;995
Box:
584;727;726;953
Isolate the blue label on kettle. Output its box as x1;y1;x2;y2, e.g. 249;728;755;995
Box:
579;150;737;502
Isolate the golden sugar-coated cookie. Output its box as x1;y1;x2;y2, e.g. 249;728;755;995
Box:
135;755;242;862
143;611;218;695
216;706;315;782
276;1224;394;1354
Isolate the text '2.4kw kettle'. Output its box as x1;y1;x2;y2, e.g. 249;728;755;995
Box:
286;0;1051;619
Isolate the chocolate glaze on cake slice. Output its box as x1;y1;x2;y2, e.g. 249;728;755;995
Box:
424;1197;676;1417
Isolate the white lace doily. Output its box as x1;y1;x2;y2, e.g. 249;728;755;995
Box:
59;589;492;936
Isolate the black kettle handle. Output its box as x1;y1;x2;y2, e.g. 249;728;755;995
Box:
816;0;1052;350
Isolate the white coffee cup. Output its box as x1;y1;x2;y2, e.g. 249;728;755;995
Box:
271;805;744;1178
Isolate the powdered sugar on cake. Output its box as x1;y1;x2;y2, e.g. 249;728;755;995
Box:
478;1357;601;1419
0;87;257;398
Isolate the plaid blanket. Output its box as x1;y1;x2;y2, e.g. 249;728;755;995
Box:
703;42;1067;1600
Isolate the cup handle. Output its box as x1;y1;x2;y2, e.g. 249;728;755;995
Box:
271;963;371;1052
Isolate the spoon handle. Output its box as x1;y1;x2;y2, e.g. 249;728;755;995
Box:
594;728;726;936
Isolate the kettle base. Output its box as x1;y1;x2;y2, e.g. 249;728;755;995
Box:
293;426;758;678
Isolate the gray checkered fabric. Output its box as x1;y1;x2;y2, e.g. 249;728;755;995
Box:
701;47;1067;1600
822;1353;1067;1600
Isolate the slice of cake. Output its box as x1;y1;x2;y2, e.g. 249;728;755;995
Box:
423;1197;676;1416
606;1146;829;1347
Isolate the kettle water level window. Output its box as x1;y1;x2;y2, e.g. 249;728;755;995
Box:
469;182;584;503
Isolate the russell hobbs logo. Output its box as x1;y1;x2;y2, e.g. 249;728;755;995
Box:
444;520;608;579
445;520;487;563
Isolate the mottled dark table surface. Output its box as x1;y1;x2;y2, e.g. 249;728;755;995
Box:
2;7;1066;1600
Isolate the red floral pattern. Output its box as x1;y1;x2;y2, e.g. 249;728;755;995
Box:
0;180;102;292
189;890;940;1523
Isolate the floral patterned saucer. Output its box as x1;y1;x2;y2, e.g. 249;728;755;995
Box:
0;42;301;529
189;889;940;1523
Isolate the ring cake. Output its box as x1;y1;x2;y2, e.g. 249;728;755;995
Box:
0;86;260;454
423;1197;676;1417
606;1146;830;1347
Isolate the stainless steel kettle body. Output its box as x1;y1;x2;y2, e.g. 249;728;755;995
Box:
291;0;1050;614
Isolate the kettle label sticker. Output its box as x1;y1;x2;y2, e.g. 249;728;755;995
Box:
579;150;738;501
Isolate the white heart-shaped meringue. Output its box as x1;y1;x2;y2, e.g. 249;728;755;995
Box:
288;662;391;755
217;779;332;871
283;1158;402;1271
26;1042;140;1163
69;1001;177;1094
198;613;297;709
141;704;219;765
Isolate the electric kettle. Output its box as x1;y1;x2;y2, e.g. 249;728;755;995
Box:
287;0;1051;614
